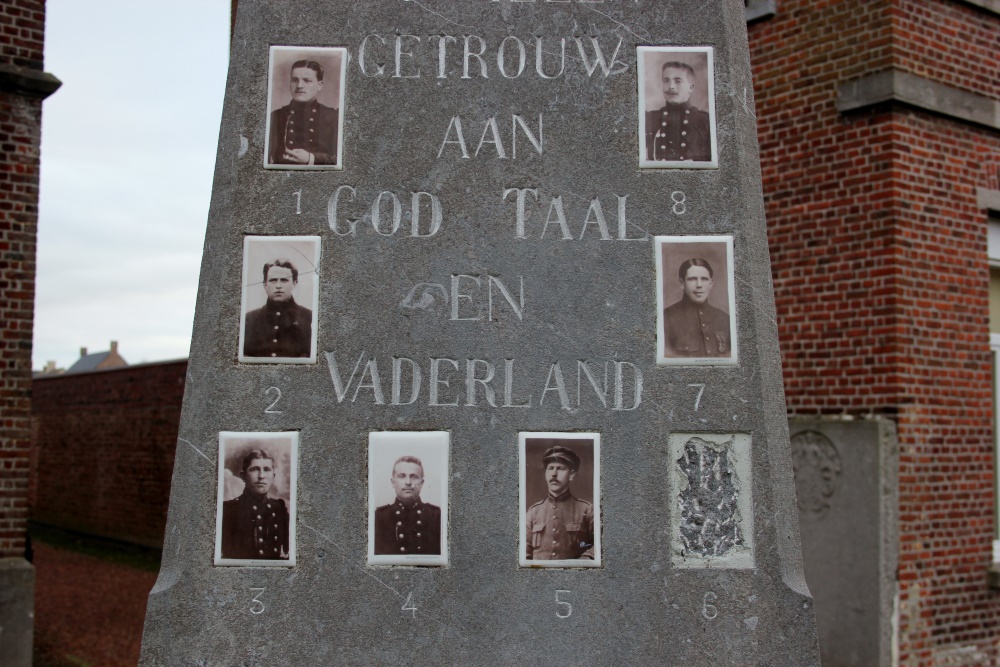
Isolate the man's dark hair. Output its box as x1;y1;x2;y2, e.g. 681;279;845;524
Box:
393;455;424;478
661;61;696;80
262;258;298;283
291;59;324;82
678;257;714;281
240;448;275;474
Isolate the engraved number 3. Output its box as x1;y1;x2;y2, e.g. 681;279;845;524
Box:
250;587;266;615
671;191;686;215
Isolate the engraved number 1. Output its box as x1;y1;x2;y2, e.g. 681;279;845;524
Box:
293;188;302;215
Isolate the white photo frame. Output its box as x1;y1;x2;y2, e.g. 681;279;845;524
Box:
367;431;449;567
238;235;320;364
519;432;601;568
214;431;298;567
264;45;347;170
655;235;737;366
637;46;718;169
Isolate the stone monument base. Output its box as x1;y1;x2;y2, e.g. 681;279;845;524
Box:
0;557;35;667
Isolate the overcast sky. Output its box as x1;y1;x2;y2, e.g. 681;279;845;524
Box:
34;1;231;369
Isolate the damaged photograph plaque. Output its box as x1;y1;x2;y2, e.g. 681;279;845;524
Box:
668;432;754;569
367;431;449;567
214;431;298;567
655;235;737;366
637;45;718;169
264;45;347;170
238;235;320;364
519;432;601;568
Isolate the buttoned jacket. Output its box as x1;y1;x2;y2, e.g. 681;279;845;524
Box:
374;498;442;556
221;489;290;560
645;101;711;162
663;295;732;358
525;491;595;560
243;298;312;359
268;100;340;166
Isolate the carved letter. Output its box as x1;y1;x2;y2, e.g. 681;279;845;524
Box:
497;36;526;79
328;185;359;236
487;275;524;321
394;35;421;78
579;198;612;240
540;362;571;410
352;359;386;404
476;117;507;159
503;358;531;408
573;37;627;77
512;114;543;158
616;194;647;240
370;191;402;236
358;35;387;77
535;37;566;79
613;361;643;411
465;359;497;407
391;357;422;405
435;35;457;78
410;191;443;237
463;36;489;79
503;187;538;239
325;351;367;404
450;274;482;321
577;360;608;408
438;116;470;158
429;358;461;406
541;196;572;240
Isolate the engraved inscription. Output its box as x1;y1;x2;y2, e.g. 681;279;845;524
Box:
677;437;743;558
438;114;543;159
502;189;647;241
701;591;718;620
555;590;573;619
401;592;417;618
249;587;266;615
790;430;842;518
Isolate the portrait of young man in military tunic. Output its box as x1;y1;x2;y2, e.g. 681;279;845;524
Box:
238;236;320;364
367;431;449;567
519;433;601;568
655;235;738;366
637;46;718;169
264;45;347;170
214;431;298;567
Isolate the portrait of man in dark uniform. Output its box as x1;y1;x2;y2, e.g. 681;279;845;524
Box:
264;46;346;170
520;434;601;567
373;456;442;557
656;235;737;365
214;431;297;566
242;258;312;359
638;46;717;168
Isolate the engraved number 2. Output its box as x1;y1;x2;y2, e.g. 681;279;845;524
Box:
671;191;686;215
250;587;266;615
702;591;718;620
264;387;282;414
293;188;302;215
555;590;572;619
688;383;706;412
402;592;417;618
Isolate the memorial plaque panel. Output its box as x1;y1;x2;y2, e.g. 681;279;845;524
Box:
140;1;821;664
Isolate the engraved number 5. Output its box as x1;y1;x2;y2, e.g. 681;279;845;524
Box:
555;590;572;619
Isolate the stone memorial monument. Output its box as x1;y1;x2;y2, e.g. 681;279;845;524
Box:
140;0;821;664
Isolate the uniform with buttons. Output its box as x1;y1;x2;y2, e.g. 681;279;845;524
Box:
267;100;340;166
644;101;712;163
220;489;290;560
525;492;595;561
242;298;312;359
373;498;442;555
663;295;732;357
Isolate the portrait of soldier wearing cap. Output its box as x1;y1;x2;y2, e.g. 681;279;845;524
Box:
524;444;595;561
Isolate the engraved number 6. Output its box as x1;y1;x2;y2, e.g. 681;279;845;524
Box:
702;591;718;620
555;590;572;619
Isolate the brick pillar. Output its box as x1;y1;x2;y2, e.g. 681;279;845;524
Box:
0;1;59;665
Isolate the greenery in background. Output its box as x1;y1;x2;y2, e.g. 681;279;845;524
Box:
28;522;162;573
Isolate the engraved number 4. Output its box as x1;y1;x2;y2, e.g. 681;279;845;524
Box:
402;592;417;618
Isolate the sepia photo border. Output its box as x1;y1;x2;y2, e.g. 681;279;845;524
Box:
264;45;348;171
655;235;738;366
237;235;321;365
367;431;450;567
637;45;718;169
518;432;602;568
214;431;298;567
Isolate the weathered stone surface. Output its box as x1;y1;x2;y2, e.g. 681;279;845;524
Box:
790;417;898;667
139;1;819;664
0;558;34;667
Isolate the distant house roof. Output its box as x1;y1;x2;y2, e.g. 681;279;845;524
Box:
63;342;128;375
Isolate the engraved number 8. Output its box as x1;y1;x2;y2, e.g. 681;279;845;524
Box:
671;191;686;215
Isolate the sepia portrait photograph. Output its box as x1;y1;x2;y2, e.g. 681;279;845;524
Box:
214;431;298;567
367;431;449;567
637;46;718;169
519;432;601;568
264;45;347;170
655;235;738;366
238;235;320;364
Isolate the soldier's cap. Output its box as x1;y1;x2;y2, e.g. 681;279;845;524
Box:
542;445;580;471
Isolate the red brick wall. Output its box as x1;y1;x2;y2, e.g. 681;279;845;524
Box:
749;1;1000;664
30;361;186;549
0;0;46;560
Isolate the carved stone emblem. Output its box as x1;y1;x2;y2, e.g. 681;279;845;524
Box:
790;430;842;518
676;437;743;558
